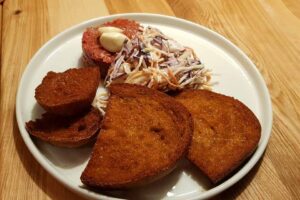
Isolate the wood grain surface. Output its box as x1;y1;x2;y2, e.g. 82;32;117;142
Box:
0;0;299;199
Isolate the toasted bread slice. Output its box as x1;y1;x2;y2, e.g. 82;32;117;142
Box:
80;84;193;189
35;67;100;116
26;108;102;148
175;90;261;183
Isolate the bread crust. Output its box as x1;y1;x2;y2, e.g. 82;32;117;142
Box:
80;84;193;189
35;67;100;116
26;108;102;148
175;89;261;183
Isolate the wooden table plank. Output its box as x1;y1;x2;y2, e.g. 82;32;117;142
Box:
0;1;2;78
168;0;300;199
282;0;300;18
0;0;108;199
1;0;300;199
105;0;174;15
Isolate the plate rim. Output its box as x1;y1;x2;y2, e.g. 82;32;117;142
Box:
16;13;273;200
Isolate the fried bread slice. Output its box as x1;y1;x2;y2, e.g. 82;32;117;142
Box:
26;108;102;148
80;84;193;189
175;90;261;183
35;67;100;116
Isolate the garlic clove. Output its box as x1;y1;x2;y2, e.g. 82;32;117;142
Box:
100;32;128;53
98;26;123;34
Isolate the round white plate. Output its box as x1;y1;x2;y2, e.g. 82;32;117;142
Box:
16;13;272;200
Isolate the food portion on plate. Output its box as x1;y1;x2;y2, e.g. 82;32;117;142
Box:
104;26;211;91
81;84;193;189
26;108;102;148
35;67;100;116
26;67;102;147
175;90;261;183
82;19;141;77
85;19;212;114
25;18;262;193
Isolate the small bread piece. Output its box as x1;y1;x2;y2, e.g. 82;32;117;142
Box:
175;90;261;183
35;67;100;116
26;108;102;148
81;84;193;189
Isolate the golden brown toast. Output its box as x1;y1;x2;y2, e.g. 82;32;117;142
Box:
80;84;193;189
175;89;261;183
26;108;102;148
35;67;100;116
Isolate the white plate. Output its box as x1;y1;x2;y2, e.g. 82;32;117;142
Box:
16;13;272;200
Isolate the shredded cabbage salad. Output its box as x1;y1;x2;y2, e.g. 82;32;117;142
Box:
94;26;212;114
105;26;211;91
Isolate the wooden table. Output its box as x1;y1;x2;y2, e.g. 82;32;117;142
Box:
1;0;299;199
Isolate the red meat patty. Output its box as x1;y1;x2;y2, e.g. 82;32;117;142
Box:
82;19;140;77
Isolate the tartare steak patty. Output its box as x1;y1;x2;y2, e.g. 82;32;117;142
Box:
82;19;140;77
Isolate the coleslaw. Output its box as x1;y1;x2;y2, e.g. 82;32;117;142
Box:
93;26;212;113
